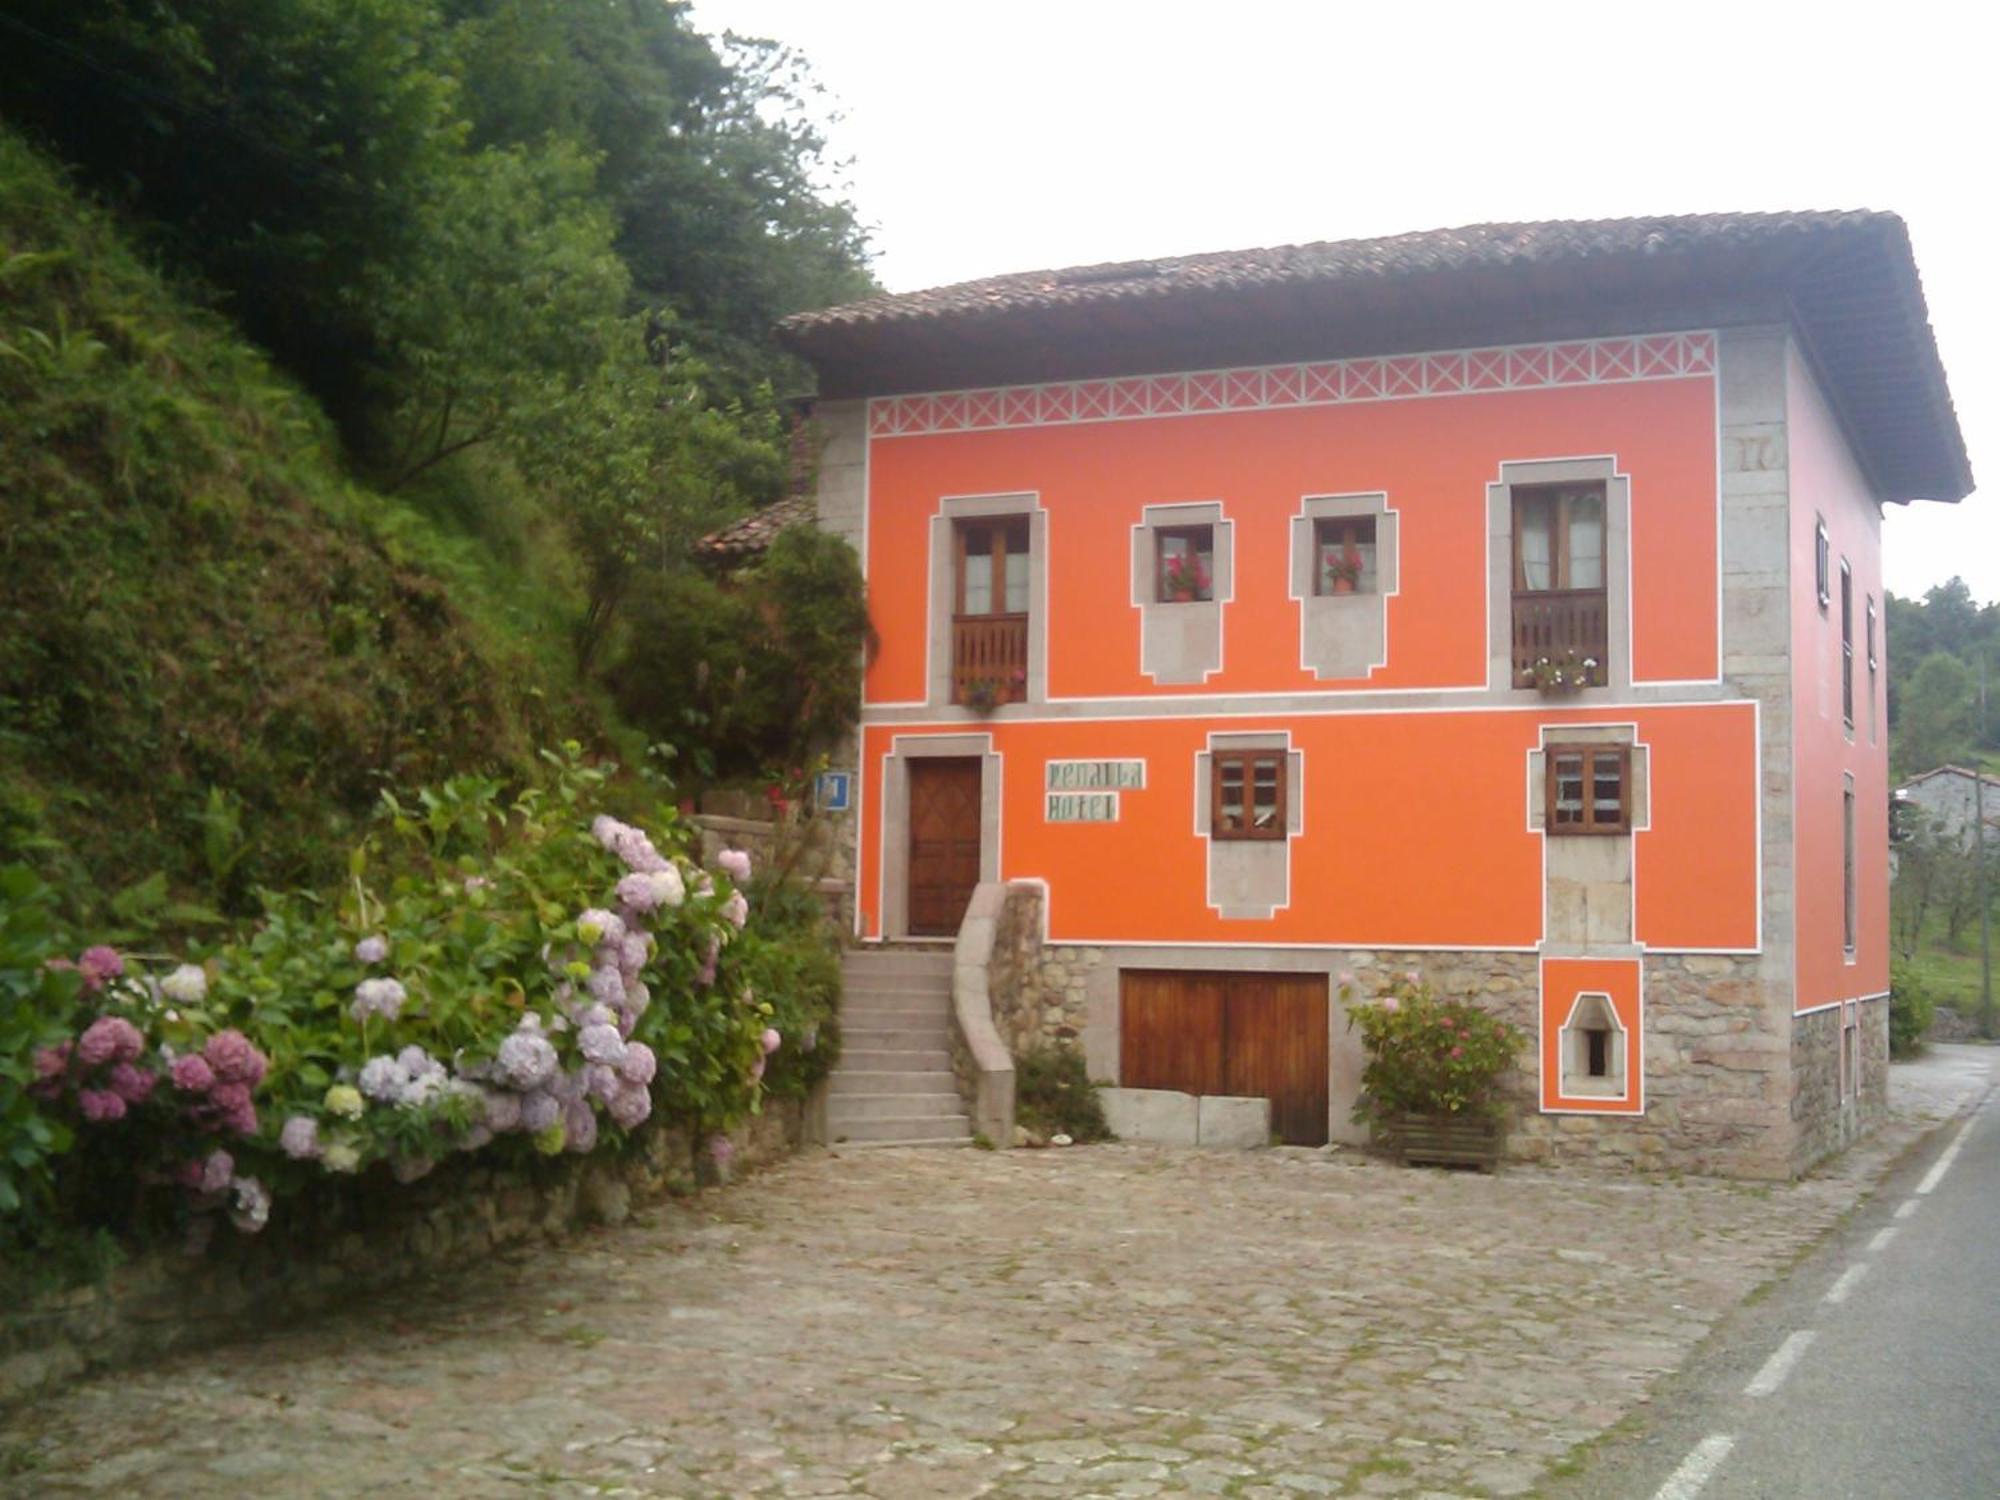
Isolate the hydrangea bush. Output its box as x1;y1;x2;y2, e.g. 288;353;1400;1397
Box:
1341;970;1525;1125
6;748;829;1248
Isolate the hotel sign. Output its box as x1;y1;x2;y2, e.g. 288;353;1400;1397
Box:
1044;760;1144;822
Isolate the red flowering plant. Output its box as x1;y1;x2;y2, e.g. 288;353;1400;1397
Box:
1160;551;1212;602
1341;970;1524;1125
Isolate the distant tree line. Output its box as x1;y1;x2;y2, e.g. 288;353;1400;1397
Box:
1887;579;1999;778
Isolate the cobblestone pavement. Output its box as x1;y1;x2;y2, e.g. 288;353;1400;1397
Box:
4;1055;1987;1500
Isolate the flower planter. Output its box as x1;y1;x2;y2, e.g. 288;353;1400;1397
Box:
1387;1109;1505;1171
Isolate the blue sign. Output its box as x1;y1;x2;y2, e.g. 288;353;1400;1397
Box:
815;770;852;813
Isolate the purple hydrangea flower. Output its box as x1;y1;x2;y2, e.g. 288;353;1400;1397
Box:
549;1067;588;1106
78;1015;145;1068
518;1090;561;1133
481;1089;523;1133
716;848;752;884
279;1115;321;1160
578;1023;625;1068
350;977;408;1023
609;1083;652;1130
203;1029;267;1086
617;1041;657;1087
721;890;749;929
358;1055;406;1102
585;966;627;1010
353;934;389;964
624;980;651;1018
562;1099;598;1154
576;909;625;947
456;1122;493;1153
619;932;650;975
586;1063;622;1103
495;1030;558;1090
199;1149;234;1195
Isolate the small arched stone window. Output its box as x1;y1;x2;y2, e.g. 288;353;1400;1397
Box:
1560;992;1626;1099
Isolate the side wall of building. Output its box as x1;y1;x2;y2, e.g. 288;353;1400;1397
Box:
1786;342;1892;1168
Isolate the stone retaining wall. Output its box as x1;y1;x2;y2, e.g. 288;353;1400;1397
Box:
0;1096;818;1410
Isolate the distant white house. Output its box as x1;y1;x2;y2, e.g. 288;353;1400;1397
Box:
1896;765;2000;846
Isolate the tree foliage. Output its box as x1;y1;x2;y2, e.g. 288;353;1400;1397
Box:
1886;579;1999;775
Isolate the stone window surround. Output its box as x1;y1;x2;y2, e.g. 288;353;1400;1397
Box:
927;492;1049;710
1289;492;1398;681
1130;501;1232;686
1529;724;1648;955
876;733;1003;940
1194;731;1303;920
1487;457;1631;696
1556;990;1630;1101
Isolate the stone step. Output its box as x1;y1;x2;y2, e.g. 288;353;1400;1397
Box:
843;977;954;997
828;1114;974;1144
826;1091;966;1123
841;1047;953;1072
834;1135;973;1150
842;951;956;976
842;1027;952;1051
844;1004;952;1032
827;1070;958;1096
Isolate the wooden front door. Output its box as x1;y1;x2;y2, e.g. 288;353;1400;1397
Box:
906;758;983;937
1119;970;1329;1145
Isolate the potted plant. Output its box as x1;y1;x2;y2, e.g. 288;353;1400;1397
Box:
1326;544;1364;595
1520;650;1602;692
960;668;1025;713
1160;552;1212;602
1342;971;1524;1169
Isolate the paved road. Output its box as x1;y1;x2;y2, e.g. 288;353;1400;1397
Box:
1553;1044;2000;1500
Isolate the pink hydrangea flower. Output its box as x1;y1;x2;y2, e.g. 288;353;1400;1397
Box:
77;1015;144;1068
608;1083;651;1130
170;1054;215;1093
199;1149;234;1195
78;946;124;990
279;1115;320;1160
33;1043;71;1081
108;1062;156;1105
202;1029;267;1086
760;1027;781;1055
353;934;389;965
716;848;752;884
721;890;749;929
78;1088;126;1123
1380;994;1400;1014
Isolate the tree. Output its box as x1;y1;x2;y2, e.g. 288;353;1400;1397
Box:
1895;651;1976;778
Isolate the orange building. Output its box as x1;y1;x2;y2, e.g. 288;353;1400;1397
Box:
780;215;1971;1175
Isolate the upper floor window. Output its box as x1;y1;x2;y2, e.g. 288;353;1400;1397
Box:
1313;515;1378;595
1155;525;1214;603
1211;749;1286;841
1866;598;1878;673
1840;561;1854;730
953;517;1029;707
1546;742;1631;835
1815;518;1831;608
1512;484;1608;687
1843;782;1857;955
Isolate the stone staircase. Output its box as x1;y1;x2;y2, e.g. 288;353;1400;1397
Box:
828;948;971;1146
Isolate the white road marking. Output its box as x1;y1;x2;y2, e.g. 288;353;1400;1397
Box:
1895;1198;1920;1220
1743;1330;1816;1397
1867;1226;1899;1253
1653;1434;1737;1500
1916;1114;1978;1195
1824;1262;1870;1305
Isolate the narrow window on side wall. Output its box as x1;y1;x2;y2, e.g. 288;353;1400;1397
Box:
1155;526;1214;603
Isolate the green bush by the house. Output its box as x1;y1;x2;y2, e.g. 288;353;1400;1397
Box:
1889;963;1938;1058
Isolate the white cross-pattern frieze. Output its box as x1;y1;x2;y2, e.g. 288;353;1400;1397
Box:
868;330;1718;438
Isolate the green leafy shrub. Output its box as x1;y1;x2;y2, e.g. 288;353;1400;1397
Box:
7;749;830;1251
1015;1045;1112;1143
0;868;82;1230
1889;962;1937;1058
609;528;872;781
1344;972;1525;1124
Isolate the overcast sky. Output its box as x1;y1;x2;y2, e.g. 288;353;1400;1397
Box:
692;0;1993;605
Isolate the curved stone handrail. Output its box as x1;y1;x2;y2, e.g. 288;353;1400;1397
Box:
951;882;1017;1145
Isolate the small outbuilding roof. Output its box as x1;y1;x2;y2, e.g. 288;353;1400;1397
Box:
780;212;1971;505
692;495;814;564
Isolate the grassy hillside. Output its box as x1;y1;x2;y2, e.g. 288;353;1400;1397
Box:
0;128;606;922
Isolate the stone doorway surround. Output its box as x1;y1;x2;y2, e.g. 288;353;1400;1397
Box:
878;733;1002;940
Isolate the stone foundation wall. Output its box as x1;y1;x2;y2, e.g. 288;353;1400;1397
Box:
0;1097;817;1410
1790;997;1890;1173
690;792;856;930
993;928;1804;1178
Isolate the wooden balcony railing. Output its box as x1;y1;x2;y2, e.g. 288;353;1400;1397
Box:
1511;588;1608;686
952;613;1029;706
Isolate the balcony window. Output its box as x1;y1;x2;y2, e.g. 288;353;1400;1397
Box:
1512;483;1608;687
953;518;1029;707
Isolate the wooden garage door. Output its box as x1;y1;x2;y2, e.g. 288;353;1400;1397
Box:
1120;970;1329;1145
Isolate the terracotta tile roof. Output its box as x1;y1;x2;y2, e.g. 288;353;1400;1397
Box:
693;495;814;562
779;212;1971;504
782;213;1882;335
